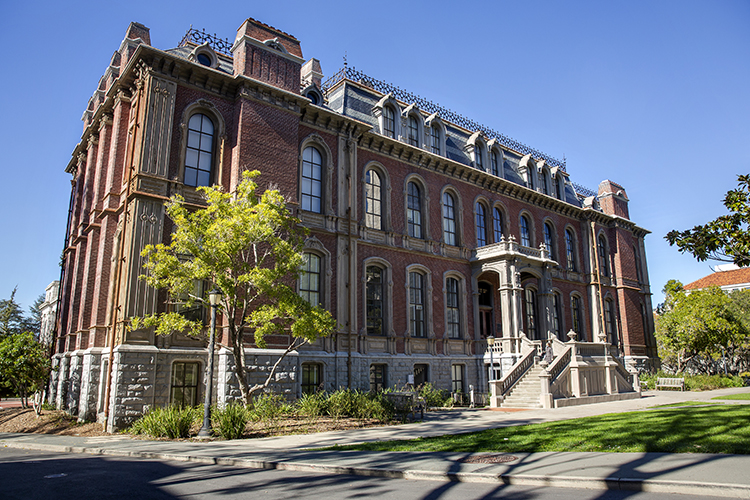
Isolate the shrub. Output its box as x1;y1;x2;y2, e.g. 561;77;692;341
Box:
212;402;248;440
326;388;362;418
360;391;395;421
417;382;453;408
129;405;198;438
295;392;328;419
248;393;291;422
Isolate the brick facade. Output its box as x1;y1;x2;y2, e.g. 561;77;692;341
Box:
52;18;658;430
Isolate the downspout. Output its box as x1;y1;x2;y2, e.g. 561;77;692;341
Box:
590;221;606;343
345;130;354;389
103;81;142;431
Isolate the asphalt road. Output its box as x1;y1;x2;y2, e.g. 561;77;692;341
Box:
0;448;712;500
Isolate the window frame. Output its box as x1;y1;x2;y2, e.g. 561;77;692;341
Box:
442;191;457;246
475;202;488;247
565;228;577;271
370;364;387;392
383;105;396;138
406;181;423;239
445;276;461;339
520;214;532;247
451;364;464;393
170;361;201;407
365;168;383;230
301;363;322;395
184;113;216;188
524;287;538;339
409;271;426;338
598;234;610;277
571;294;585;341
366;265;386;336
299;252;322;306
493;206;505;243
300;145;323;213
543;221;555;261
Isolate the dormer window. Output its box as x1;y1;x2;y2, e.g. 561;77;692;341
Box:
408;115;419;146
431;125;441;154
188;42;219;70
197;53;211;66
383;106;396;138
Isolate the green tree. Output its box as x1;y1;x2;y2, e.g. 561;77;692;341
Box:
132;170;336;405
0;287;36;339
655;280;748;373
0;332;51;410
666;174;750;266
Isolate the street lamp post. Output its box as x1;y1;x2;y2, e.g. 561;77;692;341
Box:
487;335;495;391
198;288;222;438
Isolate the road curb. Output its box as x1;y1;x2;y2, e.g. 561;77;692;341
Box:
2;439;748;498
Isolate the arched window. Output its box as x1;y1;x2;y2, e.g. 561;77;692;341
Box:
524;287;538;339
491;151;499;177
544;222;555;260
527;167;535;190
475;203;487;247
598;235;609;277
383;106;396;138
493;207;504;242
301;146;323;213
572;295;584;341
520;215;531;247
604;298;617;345
475;146;484;171
408;115;419;146
407;182;422;239
541;170;550;195
565;229;576;271
552;292;562;336
299;253;321;306
446;277;461;339
365;169;382;230
409;271;425;338
442;192;457;246
366;266;385;336
556;176;564;200
184;113;215;187
431;125;441;155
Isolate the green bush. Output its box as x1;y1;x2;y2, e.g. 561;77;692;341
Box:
248;393;291;422
326;388;362;418
360;391;395;421
129;405;198;438
212;402;248;440
417;382;453;408
295;392;328;419
641;371;747;391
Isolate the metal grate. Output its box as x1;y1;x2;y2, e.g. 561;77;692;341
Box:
322;66;567;170
572;182;598;198
179;27;233;56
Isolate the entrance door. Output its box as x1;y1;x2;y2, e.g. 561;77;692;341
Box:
480;310;493;338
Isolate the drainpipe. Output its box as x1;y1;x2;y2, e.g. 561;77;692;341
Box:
103;82;142;431
590;221;606;344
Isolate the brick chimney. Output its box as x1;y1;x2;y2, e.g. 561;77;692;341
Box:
598;180;630;219
232;17;303;93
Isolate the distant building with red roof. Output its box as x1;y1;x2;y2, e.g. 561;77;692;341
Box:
683;264;750;293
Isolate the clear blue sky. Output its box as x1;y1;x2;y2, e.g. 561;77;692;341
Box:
1;0;748;312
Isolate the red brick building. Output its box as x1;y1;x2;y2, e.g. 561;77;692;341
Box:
51;18;658;430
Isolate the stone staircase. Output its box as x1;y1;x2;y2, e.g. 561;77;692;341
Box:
500;362;544;408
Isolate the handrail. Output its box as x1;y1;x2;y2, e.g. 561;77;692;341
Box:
547;346;572;383
613;359;633;387
497;349;536;396
577;343;606;357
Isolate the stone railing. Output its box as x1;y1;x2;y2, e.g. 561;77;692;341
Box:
577;342;607;357
547;346;572;383
497;349;536;396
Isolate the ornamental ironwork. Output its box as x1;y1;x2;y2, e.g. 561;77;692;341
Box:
572;182;598;198
322;66;567;171
179;27;233;56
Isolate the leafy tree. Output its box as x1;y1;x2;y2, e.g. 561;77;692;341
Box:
0;332;51;411
132;170;336;405
655;280;748;373
666;174;750;266
27;293;45;337
0;287;37;338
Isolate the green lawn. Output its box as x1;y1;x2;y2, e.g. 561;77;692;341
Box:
713;392;750;401
322;405;750;455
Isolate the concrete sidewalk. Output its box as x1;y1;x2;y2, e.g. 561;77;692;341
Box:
2;387;749;498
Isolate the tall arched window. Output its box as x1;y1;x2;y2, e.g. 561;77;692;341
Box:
408;115;419;146
544;222;555;260
409;272;425;338
442;192;457;246
300;253;321;306
604;298;617;345
524;287;537;339
556;176;564;200
383;106;396;138
572;295;584;341
431;125;441;155
520;215;531;247
407;182;422;239
527;167;535;190
185;113;214;187
541;170;550;195
552;292;562;336
491;151;499;177
366;266;385;336
446;277;461;339
598;235;609;277
301;146;323;213
565;229;576;271
475;203;487;247
365;169;382;230
475;146;483;171
493;207;504;242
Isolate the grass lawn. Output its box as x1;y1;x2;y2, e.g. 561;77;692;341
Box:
322;405;750;455
713;393;750;401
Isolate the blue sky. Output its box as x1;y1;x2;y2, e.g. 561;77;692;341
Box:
1;0;748;312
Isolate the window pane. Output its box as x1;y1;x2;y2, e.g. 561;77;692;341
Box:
493;208;503;242
184;168;197;187
188;130;201;149
476;204;487;247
